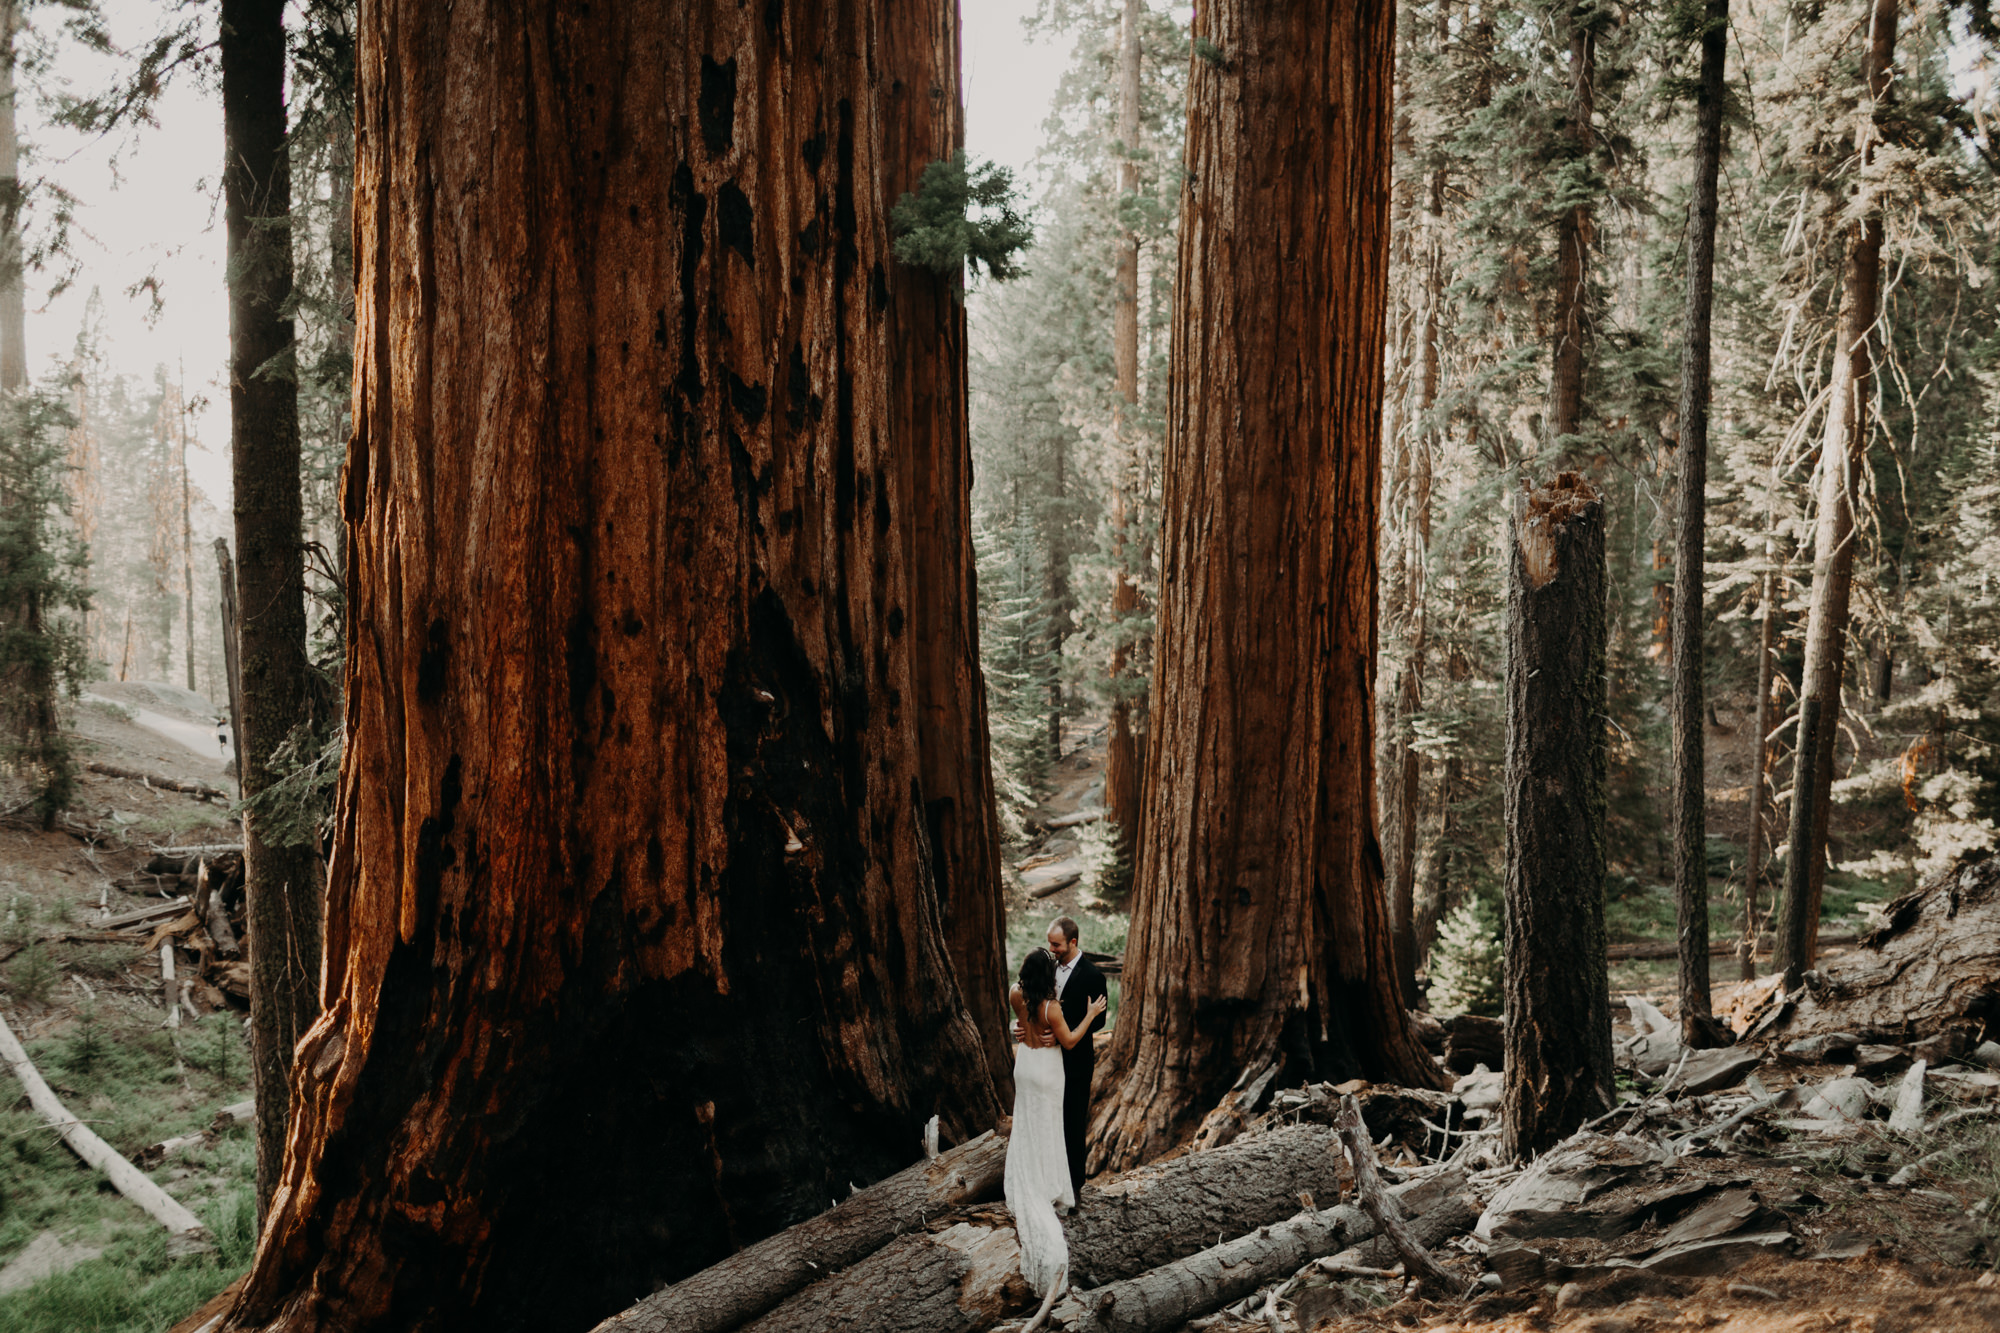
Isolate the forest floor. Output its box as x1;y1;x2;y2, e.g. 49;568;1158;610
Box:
0;683;256;1332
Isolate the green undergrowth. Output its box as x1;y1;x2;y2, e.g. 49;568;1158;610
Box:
0;1004;257;1330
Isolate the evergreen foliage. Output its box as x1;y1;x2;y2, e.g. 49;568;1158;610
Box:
891;151;1034;285
0;374;90;827
1426;887;1504;1018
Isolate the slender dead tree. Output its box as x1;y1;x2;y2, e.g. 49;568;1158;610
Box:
1090;0;1441;1178
1502;473;1615;1161
1669;0;1730;1047
222;4;1002;1329
1777;0;1899;984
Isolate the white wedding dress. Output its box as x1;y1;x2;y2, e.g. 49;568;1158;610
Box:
1004;1003;1073;1297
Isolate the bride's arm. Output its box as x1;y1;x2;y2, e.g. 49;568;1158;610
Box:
1047;995;1107;1050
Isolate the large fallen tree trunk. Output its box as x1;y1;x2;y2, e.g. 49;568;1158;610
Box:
592;1131;1007;1333
1744;856;2000;1043
85;762;229;801
1062;1123;1352;1286
713;1136;1454;1333
1063;1185;1471;1333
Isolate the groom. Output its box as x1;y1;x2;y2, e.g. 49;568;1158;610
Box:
1046;915;1107;1199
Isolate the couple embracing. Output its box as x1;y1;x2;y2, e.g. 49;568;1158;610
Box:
1002;916;1108;1298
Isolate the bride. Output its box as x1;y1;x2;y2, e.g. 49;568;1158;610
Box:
1004;948;1107;1298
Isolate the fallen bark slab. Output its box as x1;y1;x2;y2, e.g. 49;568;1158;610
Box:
1062;1123;1352;1286
1742;857;2000;1044
0;1009;209;1244
591;1130;1008;1333
85;763;228;801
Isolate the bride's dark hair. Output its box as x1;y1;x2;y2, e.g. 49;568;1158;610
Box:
1018;948;1058;1015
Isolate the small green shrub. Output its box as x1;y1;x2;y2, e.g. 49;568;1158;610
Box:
1426;889;1503;1017
890;151;1033;286
8;945;57;1006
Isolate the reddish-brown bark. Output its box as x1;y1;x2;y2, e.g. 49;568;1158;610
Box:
1090;0;1442;1177
224;5;1001;1329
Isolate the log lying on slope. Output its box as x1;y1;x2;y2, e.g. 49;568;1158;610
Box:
728;1134;1443;1333
0;1010;209;1247
1746;856;2000;1043
592;1130;1007;1333
1061;1123;1351;1286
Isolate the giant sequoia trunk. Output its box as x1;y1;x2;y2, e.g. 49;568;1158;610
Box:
1089;0;1441;1178
1776;0;1899;981
220;0;324;1219
1502;474;1615;1162
1670;0;1727;1044
223;5;1001;1329
1102;0;1145;878
882;0;1009;1088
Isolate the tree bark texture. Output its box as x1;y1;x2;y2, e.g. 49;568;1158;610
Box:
1549;8;1596;455
1742;562;1778;980
742;1222;1028;1333
1091;0;1440;1179
224;5;1003;1329
1103;0;1145;878
1502;474;1615;1161
1670;0;1727;1043
221;0;324;1222
1776;0;1898;981
881;0;1010;1090
595;1131;1007;1333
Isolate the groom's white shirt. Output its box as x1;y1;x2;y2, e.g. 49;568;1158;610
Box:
1054;956;1077;998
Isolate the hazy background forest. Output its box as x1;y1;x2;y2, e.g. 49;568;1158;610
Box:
0;0;1993;1328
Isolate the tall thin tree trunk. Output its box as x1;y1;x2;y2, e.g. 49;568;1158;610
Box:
180;381;198;692
1090;0;1439;1178
1776;0;1899;983
0;0;23;394
1550;8;1596;457
223;5;1001;1328
1502;473;1614;1161
882;0;1009;1089
1742;560;1778;979
1104;0;1145;877
1670;0;1727;1047
220;0;323;1223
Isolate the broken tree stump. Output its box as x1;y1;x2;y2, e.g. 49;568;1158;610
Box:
591;1131;1008;1333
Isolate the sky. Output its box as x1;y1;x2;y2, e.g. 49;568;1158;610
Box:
18;1;1070;510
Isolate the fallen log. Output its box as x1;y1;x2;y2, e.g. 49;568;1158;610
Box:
0;1008;209;1243
85;762;228;801
1043;809;1103;830
101;896;193;931
1027;874;1081;901
1737;857;2000;1044
1607;933;1856;961
1062;1123;1351;1286
725;1133;1437;1333
591;1130;1008;1333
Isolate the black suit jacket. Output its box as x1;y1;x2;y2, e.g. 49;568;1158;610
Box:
1058;957;1108;1073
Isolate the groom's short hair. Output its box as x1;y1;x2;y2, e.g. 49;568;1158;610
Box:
1052;916;1079;944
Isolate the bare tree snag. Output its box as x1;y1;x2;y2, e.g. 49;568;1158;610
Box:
222;5;1003;1329
1333;1094;1455;1294
220;0;323;1221
1742;561;1780;980
1502;474;1615;1161
1092;0;1439;1177
593;1132;1007;1333
1670;0;1729;1048
1776;0;1900;980
1549;3;1596;457
882;0;1010;1088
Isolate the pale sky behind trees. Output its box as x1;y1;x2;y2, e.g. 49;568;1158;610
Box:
17;0;1066;509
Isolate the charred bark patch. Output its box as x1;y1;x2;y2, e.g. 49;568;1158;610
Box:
698;57;736;156
718;182;755;266
801;130;825;174
728;371;768;425
786;345;811;429
797;219;819;257
670;166;706;405
416;617;450;702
